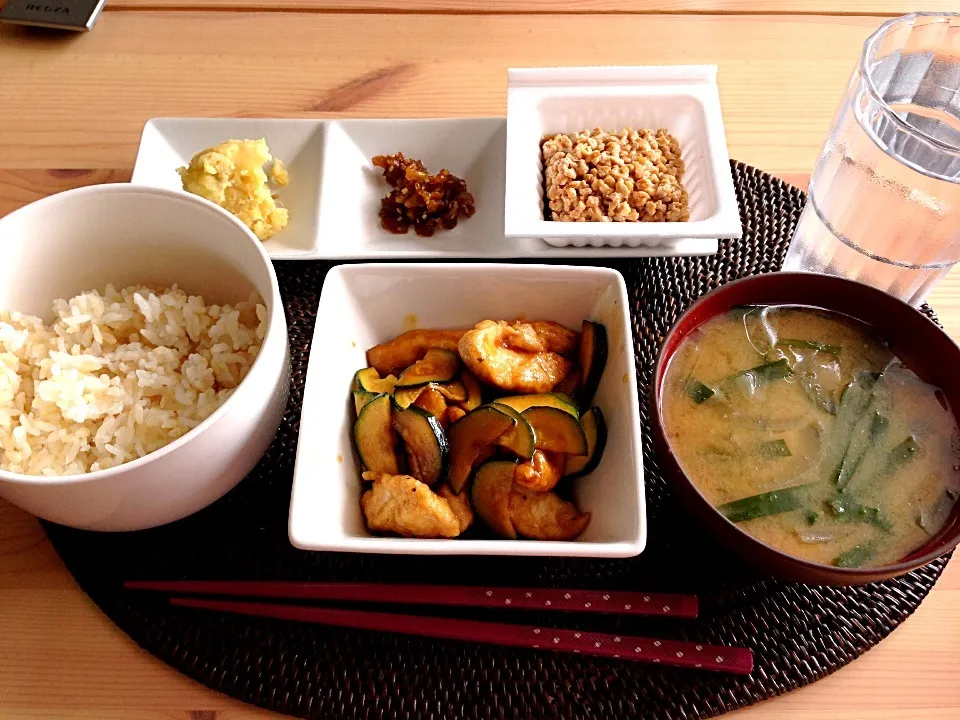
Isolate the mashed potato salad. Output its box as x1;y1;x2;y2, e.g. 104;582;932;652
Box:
0;285;265;476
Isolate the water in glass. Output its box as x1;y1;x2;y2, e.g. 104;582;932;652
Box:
783;13;960;306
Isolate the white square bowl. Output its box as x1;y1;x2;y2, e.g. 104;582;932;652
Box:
316;118;505;258
504;65;742;249
289;263;646;557
131;118;326;259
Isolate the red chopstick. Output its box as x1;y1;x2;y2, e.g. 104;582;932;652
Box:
170;596;753;675
124;580;698;619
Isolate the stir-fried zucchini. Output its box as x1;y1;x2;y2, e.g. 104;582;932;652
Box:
447;405;516;493
353;390;378;415
578;320;608;406
563;407;607;479
354;367;398;394
470;459;518;539
366;329;465;376
353;393;401;475
522;406;588;455
488;403;536;460
496;392;578;417
395;348;459;388
392;405;448;486
459;370;484;411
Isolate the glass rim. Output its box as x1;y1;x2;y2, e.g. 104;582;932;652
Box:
860;11;960;157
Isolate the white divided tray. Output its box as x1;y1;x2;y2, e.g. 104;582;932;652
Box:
131;67;740;259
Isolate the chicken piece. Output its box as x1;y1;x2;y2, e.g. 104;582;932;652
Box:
514;450;565;492
360;473;460;538
458;320;574;394
366;329;467;376
509;487;590;540
437;483;474;533
505;321;579;357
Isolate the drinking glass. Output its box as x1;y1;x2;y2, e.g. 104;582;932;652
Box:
783;13;960;306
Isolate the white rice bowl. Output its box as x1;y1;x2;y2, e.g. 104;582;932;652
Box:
0;284;266;476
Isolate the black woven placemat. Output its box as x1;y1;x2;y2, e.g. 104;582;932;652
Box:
42;161;950;719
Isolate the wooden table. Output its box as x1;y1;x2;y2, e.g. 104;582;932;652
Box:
2;2;960;718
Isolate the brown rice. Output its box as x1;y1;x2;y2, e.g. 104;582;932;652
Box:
0;284;265;476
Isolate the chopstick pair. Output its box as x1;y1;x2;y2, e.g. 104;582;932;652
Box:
125;580;753;675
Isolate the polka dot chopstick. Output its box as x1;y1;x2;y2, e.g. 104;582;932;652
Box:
126;581;752;674
166;597;753;674
125;581;697;618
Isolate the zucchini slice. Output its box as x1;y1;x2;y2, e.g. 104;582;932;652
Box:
433;380;467;403
470;459;518;539
396;348;459;388
366;329;466;376
446;406;467;425
394;381;465;410
413;386;448;421
554;367;580;396
459;370;484;411
578;320;608;406
522;406;588;455
495;393;578;417
353;393;401;474
393;386;425;410
392;405;448;486
447;405;516;493
489;403;536;460
354;367;398;395
353;389;378;415
563;407;607;479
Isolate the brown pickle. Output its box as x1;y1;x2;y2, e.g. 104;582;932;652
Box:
372;153;476;237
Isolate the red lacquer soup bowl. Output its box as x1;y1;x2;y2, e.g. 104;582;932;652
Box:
651;272;960;585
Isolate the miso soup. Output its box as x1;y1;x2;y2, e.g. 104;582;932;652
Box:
662;305;960;569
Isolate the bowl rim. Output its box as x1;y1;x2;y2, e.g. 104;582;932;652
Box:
651;271;960;578
288;261;647;556
0;183;286;486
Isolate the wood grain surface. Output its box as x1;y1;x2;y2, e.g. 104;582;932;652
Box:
1;2;960;719
78;0;960;14
0;12;885;172
4;0;955;11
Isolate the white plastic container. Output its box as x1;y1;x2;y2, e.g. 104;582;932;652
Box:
504;65;742;251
